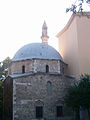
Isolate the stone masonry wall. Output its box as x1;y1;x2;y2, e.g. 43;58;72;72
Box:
9;59;61;75
13;74;74;120
3;76;13;120
9;59;34;74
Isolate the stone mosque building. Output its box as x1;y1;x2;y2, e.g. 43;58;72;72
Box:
3;21;74;120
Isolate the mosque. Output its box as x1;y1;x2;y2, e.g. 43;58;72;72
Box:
3;12;90;120
3;21;74;120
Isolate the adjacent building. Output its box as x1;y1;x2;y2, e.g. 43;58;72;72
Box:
57;12;90;79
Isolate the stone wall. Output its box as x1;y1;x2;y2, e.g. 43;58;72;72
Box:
9;59;34;74
6;58;74;120
33;59;60;74
3;76;13;120
13;73;74;120
9;59;67;75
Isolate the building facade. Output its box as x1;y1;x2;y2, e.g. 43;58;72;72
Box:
57;12;90;79
3;22;74;120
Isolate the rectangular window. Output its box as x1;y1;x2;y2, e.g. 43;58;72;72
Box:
56;106;63;117
36;106;43;118
22;65;25;73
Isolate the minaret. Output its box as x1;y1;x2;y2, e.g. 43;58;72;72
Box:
41;21;49;44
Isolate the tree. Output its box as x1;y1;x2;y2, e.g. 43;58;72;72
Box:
0;81;3;120
0;57;11;80
64;84;80;120
78;74;90;120
64;74;90;120
66;0;90;14
0;57;11;120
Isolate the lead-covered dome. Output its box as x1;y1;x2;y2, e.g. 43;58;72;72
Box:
13;43;63;61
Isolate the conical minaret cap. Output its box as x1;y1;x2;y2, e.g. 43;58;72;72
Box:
41;21;49;44
42;21;47;29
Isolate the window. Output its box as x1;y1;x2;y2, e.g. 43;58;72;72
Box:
62;67;64;74
56;106;63;117
47;81;52;95
36;106;43;118
35;100;43;119
46;65;49;73
22;65;25;73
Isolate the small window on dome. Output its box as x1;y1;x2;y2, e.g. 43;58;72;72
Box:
46;65;49;73
22;65;25;73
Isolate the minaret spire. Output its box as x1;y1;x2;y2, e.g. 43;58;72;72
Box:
41;21;49;44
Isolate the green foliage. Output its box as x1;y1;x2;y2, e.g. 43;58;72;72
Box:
79;74;90;109
0;80;3;119
0;57;11;80
64;84;80;110
64;74;90;120
79;74;90;120
0;57;11;119
66;0;90;13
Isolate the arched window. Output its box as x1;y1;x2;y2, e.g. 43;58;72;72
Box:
46;65;49;73
22;65;25;73
47;81;52;95
62;67;64;74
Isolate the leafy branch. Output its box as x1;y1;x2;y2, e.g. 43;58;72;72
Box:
66;0;90;14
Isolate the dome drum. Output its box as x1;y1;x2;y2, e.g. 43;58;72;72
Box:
9;59;61;75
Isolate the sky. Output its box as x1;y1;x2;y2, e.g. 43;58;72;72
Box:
0;0;89;61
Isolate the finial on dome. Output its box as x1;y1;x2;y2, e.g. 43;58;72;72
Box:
41;21;49;44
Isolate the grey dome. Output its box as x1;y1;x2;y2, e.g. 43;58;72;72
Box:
13;43;62;61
